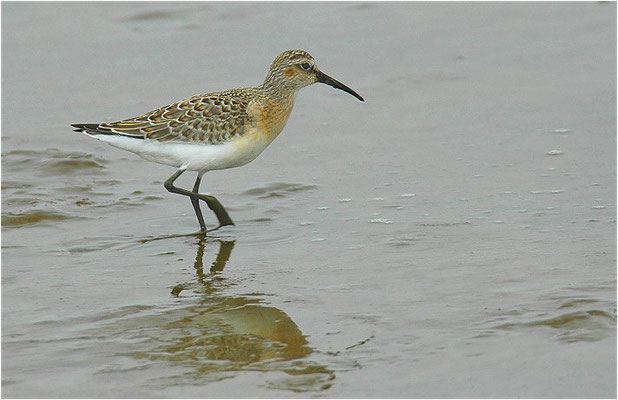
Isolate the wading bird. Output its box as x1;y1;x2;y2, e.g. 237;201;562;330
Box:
72;50;364;233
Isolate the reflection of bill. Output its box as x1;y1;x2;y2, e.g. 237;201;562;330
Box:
150;236;334;390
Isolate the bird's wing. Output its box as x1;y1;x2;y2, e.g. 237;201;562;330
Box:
73;92;253;145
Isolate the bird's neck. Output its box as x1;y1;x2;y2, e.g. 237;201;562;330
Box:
248;83;296;140
259;74;298;100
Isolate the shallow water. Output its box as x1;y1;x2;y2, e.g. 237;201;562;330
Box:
2;2;616;397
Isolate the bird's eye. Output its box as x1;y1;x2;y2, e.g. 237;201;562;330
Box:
299;62;311;70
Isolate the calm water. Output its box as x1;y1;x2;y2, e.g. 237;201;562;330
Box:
2;2;616;397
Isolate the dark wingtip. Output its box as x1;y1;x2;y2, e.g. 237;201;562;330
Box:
72;123;105;135
71;123;99;130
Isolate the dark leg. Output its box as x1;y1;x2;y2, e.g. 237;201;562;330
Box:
191;173;235;229
164;168;234;232
164;168;207;231
191;175;207;232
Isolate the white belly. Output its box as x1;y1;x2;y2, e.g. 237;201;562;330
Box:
91;130;274;172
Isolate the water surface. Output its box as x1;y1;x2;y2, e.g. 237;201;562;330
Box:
2;2;616;397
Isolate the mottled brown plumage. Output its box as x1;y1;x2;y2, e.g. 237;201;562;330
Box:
72;49;363;233
97;89;257;144
75;49;363;147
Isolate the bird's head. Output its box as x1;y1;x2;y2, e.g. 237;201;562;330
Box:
263;49;364;101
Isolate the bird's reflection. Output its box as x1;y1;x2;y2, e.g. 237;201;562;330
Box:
134;234;334;391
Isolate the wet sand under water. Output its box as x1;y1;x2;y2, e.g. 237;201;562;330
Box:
2;2;616;397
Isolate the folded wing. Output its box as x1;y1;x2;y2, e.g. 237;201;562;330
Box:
72;92;252;145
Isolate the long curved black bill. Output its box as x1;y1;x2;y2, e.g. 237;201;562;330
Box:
316;71;364;102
